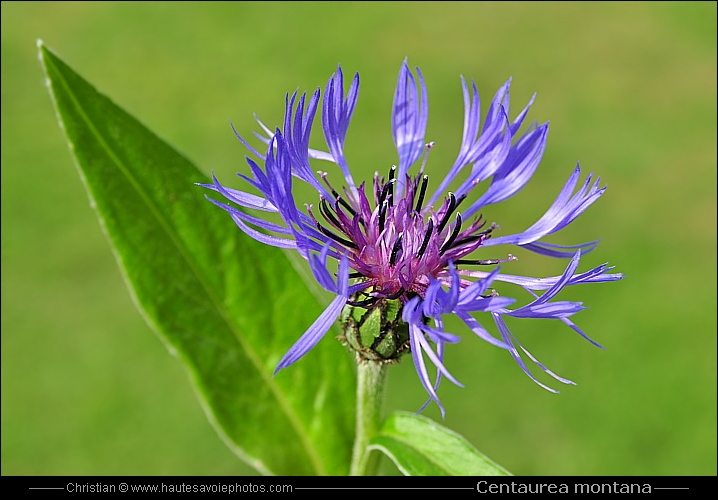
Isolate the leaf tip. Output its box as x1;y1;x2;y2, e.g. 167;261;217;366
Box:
36;39;49;59
36;39;52;71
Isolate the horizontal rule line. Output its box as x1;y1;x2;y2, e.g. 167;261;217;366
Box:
295;488;475;490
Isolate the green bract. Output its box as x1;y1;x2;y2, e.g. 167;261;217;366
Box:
340;298;410;362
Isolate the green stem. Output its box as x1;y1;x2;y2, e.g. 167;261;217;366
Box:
349;355;388;476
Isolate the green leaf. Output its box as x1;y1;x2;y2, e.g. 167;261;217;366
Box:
370;412;511;476
39;41;355;476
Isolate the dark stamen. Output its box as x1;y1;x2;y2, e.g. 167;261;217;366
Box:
378;179;396;206
440;213;463;253
378;200;388;234
389;234;403;266
348;271;365;278
455;254;516;266
320;173;357;216
320;173;341;199
319;198;342;229
387;167;396;206
415;175;429;213
455;259;501;266
335;195;357;217
454;193;467;211
417;218;434;258
316;223;359;249
373;172;382;206
451;224;496;248
436;193;457;234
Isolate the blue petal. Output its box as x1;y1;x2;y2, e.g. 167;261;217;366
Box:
231;121;266;161
502;250;583;319
197;179;277;212
479;263;623;291
228;212;297;249
453;117;513;201
456;266;501;305
461;296;516;312
322;66;360;200
560;317;604;349
427;77;481;203
454;310;510;350
463;123;548;218
456;77;482;167
274;294;348;373
408;322;445;418
283;90;333;199
413;328;464;388
429;79;539;208
484;164;605;247
204;196;291;234
508;300;586;319
418;322;461;344
520;240;598;258
422;262;460;318
492;313;572;392
392;60;428;196
530;249;581;304
308;243;350;295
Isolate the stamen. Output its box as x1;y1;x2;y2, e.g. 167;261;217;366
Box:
455;254;517;266
388;176;395;207
320;171;356;216
390;234;404;266
373;172;382;206
415;175;429;213
348;271;365;278
319;198;342;229
319;171;340;198
304;203;318;223
436;193;457;234
417;218;434;258
335;195;357;217
440;213;463;253
388;165;397;181
378;200;388;234
316;222;359;249
454;193;468;210
451;223;497;248
378;178;396;206
418;142;435;176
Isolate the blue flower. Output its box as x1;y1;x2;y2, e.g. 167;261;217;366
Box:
201;61;623;414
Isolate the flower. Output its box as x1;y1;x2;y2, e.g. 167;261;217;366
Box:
201;60;623;415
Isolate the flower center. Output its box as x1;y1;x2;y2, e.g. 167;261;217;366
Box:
309;164;509;308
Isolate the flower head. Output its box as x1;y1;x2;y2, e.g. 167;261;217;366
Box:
201;61;622;415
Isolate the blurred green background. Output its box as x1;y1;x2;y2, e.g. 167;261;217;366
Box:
2;1;715;476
